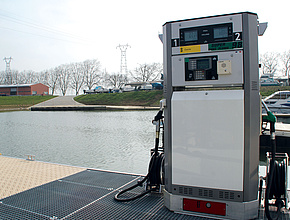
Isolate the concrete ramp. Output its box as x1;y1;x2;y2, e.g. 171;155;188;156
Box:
30;96;159;111
32;96;84;107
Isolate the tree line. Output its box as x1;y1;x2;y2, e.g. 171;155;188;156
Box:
3;49;286;96
0;59;163;95
259;50;290;79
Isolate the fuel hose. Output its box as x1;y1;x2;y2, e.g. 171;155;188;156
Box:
114;110;164;202
114;151;164;202
262;103;286;220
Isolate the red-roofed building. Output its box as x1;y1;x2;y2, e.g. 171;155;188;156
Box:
0;83;49;96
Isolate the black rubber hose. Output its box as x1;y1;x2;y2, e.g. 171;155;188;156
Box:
264;129;286;219
270;161;285;199
114;152;164;202
265;121;280;220
258;177;263;218
265;159;280;220
265;159;285;220
147;152;164;186
114;110;164;202
114;175;153;202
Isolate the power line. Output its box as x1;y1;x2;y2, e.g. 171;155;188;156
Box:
0;26;89;45
0;8;90;43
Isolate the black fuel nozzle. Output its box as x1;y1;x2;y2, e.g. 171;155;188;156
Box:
153;110;163;122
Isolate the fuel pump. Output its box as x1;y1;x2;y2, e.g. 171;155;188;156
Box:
162;12;265;219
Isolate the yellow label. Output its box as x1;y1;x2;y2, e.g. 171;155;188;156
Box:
180;45;201;54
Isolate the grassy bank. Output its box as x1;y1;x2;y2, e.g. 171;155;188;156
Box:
75;90;163;107
75;86;290;107
260;86;290;97
0;95;56;111
1;86;287;111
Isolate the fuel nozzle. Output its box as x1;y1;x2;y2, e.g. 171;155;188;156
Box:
153;110;164;122
262;99;277;124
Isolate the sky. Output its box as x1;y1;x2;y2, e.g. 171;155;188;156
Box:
0;0;289;73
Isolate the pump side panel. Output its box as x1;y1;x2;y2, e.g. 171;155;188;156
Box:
171;90;244;191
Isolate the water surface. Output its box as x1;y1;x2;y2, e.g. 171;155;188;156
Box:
0;111;157;175
1;110;289;175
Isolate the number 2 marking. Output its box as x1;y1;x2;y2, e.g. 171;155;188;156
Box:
235;32;241;41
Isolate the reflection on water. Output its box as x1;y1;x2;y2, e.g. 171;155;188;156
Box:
0;111;289;175
0;111;157;175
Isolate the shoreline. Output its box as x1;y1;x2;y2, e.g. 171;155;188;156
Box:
0;107;30;112
30;105;159;111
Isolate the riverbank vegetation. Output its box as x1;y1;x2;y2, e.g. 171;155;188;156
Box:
0;86;289;111
0;60;163;96
260;86;290;97
75;86;290;106
75;90;163;107
0;95;55;111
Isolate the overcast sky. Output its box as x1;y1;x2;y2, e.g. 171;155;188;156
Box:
0;0;289;73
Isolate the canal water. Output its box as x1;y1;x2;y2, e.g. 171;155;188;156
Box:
1;110;289;175
0;110;157;175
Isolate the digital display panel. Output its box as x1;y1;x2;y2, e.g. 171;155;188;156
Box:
197;59;210;69
214;26;228;39
184;30;198;42
185;56;218;81
180;23;232;46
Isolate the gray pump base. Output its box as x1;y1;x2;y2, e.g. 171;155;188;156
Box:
164;189;259;220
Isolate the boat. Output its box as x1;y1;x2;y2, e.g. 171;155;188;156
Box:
260;75;282;86
83;86;109;94
263;90;290;114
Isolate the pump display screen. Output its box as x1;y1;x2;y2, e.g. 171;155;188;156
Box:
180;23;233;46
197;59;210;69
184;30;198;42
214;27;228;39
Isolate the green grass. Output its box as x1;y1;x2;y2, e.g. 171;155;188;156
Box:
74;90;163;107
0;95;56;110
75;86;290;107
0;86;287;111
260;86;290;98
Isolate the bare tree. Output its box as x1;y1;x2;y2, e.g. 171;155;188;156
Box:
106;72;128;89
260;52;279;76
0;71;5;84
2;70;25;85
280;50;290;84
83;59;101;90
35;71;48;85
57;64;71;96
130;63;163;82
11;70;21;84
46;68;59;95
22;70;36;84
16;71;27;84
70;62;84;95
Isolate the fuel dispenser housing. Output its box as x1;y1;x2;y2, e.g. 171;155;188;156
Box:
163;12;260;219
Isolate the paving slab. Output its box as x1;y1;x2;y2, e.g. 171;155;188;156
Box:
0;156;85;199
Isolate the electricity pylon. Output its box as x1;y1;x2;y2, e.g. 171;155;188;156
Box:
3;57;12;85
116;44;130;74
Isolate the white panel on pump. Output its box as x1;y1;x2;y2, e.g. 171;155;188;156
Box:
171;90;244;191
218;60;232;75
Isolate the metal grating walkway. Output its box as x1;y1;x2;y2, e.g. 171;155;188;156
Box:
0;169;204;220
